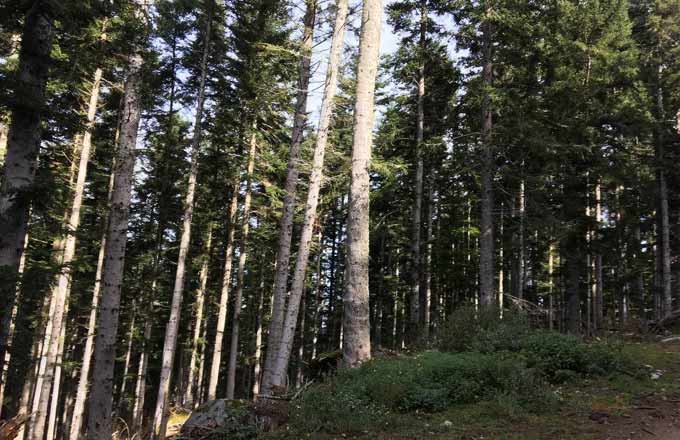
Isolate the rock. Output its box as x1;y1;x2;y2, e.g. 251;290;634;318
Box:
180;399;258;439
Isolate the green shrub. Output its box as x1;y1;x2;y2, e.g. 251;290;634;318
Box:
438;306;530;353
290;384;389;434
289;350;550;436
521;331;622;382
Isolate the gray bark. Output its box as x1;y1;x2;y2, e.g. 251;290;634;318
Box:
0;0;54;365
226;131;257;400
342;0;382;368
409;0;426;337
479;9;495;308
265;0;348;393
87;2;148;434
206;180;239;400
185;224;213;407
261;0;316;396
152;4;213;435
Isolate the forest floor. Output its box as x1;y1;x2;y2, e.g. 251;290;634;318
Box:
337;341;680;440
172;339;680;440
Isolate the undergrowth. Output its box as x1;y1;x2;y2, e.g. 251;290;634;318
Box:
278;308;635;438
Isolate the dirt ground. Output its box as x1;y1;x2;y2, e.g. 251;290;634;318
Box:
589;395;680;440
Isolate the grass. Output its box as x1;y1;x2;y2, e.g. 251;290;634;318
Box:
261;337;680;440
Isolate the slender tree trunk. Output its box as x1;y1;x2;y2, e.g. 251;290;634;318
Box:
261;0;316;395
265;0;348;392
132;320;152;433
45;306;68;440
498;203;504;315
478;8;495;308
152;5;213;436
342;0;381;368
409;0;427;337
548;241;555;330
655;67;672;317
69;161;113;440
311;230;324;359
117;306;136;408
251;260;267;398
0;232;27;419
185;224;212;407
27;259;62;440
207;179;239;400
422;179;434;335
226;131;257;400
87;3;148;436
593;183;603;332
15;335;42;440
634;223;645;324
0;2;54;357
512;181;525;299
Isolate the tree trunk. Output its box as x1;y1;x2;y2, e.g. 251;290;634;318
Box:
185;224;212;407
265;0;348;393
409;0;427;338
512;181;525;299
261;0;316;396
654;66;672;318
478;9;495;308
342;0;381;368
132;320;152;433
421;178;434;335
69;157;113;440
152;5;213;436
206;179;239;400
593;183;603;332
0;2;54;358
0;232;27;420
45;306;68;440
87;2;148;435
117;307;136;408
226;131;257;400
251;259;267;398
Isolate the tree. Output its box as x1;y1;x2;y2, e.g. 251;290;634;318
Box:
87;1;150;437
151;1;214;436
260;0;316;396
0;0;54;365
343;0;382;368
266;0;349;391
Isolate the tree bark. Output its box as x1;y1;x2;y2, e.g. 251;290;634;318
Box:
478;7;495;308
251;258;267;398
0;0;54;369
70;150;114;440
342;0;381;368
226;131;257;400
265;0;348;393
261;0;316;396
185;224;212;407
117;306;136;408
511;181;525;299
45;305;68;440
0;232;27;420
655;72;672;318
132;320;152;433
206;179;239;400
87;2;148;436
152;4;213;436
409;0;427;338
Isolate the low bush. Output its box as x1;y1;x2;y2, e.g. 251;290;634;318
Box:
438;306;530;353
522;331;623;382
438;307;627;382
288;351;553;435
